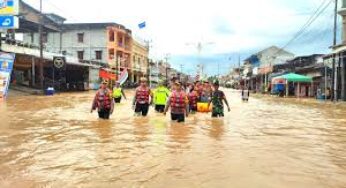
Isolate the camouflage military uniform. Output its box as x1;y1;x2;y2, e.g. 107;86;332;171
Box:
211;90;225;117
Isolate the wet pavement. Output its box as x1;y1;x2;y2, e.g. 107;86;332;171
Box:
0;89;346;188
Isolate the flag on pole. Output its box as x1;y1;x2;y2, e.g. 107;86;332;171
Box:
138;21;146;29
118;68;128;85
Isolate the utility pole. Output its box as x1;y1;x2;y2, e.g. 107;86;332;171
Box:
332;0;338;101
164;54;170;83
39;0;44;90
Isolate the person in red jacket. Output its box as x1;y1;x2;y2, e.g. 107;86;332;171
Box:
164;81;189;123
188;85;199;113
132;77;153;116
91;80;114;119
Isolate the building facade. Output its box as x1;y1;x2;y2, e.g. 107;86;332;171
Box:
242;46;295;92
23;20;149;83
330;0;346;101
131;40;149;83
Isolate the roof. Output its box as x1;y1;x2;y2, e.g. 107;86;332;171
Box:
257;45;294;57
288;54;324;62
62;23;119;30
272;73;312;83
62;23;132;33
44;13;66;23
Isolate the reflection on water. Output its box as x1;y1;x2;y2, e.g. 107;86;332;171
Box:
0;90;346;188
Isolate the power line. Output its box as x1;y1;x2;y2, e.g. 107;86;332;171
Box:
44;0;81;22
273;0;334;56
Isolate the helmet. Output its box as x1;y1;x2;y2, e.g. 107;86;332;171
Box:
213;80;220;86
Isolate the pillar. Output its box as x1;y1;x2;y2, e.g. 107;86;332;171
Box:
286;80;289;97
31;57;36;87
342;56;346;100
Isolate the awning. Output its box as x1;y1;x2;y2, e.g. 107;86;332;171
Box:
272;73;312;83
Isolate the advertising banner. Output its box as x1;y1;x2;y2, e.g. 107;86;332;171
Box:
0;52;15;100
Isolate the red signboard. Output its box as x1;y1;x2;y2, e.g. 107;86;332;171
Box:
99;69;116;80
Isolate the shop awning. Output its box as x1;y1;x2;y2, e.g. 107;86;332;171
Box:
272;73;312;83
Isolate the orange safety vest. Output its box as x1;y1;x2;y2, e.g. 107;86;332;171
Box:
171;91;187;113
136;87;150;104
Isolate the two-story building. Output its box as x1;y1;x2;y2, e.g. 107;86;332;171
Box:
23;17;149;83
328;0;346;101
131;40;149;83
242;46;294;92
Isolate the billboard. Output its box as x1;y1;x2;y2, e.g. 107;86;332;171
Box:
0;52;15;100
0;0;19;15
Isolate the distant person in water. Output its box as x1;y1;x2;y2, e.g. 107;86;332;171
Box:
200;81;212;103
241;86;250;101
91;80;114;119
112;81;127;103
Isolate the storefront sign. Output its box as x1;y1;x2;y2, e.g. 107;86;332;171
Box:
0;52;15;100
0;15;18;29
53;56;66;69
99;69;116;80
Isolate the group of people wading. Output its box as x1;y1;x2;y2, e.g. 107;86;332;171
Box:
91;77;230;122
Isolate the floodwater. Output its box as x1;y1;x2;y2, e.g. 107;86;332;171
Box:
0;89;346;188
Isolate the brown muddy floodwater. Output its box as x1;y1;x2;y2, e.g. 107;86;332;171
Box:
0;89;346;188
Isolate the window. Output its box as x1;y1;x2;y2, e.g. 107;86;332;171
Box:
109;49;114;59
95;50;102;60
109;31;114;42
77;33;84;43
42;33;48;43
77;51;84;60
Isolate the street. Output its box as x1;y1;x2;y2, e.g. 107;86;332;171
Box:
0;89;346;188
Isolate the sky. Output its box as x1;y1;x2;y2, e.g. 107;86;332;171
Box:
23;0;341;75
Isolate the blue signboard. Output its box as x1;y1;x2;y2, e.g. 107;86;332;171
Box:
0;15;18;29
0;52;15;100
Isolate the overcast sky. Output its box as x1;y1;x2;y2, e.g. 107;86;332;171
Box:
23;0;340;75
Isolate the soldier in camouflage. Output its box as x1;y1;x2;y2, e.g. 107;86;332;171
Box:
208;80;230;117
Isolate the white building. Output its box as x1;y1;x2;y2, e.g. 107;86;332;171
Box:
23;22;116;65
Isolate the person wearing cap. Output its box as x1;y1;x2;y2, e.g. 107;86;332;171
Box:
153;80;170;113
133;77;153;116
163;81;189;123
112;81;127;103
91;80;114;119
208;80;230;118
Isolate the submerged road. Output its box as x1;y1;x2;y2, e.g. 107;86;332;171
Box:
0;89;345;188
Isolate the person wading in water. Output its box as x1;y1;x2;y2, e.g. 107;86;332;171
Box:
112;81;127;103
153;80;170;113
91;80;114;119
164;81;189;123
132;77;153;116
208;80;230;118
